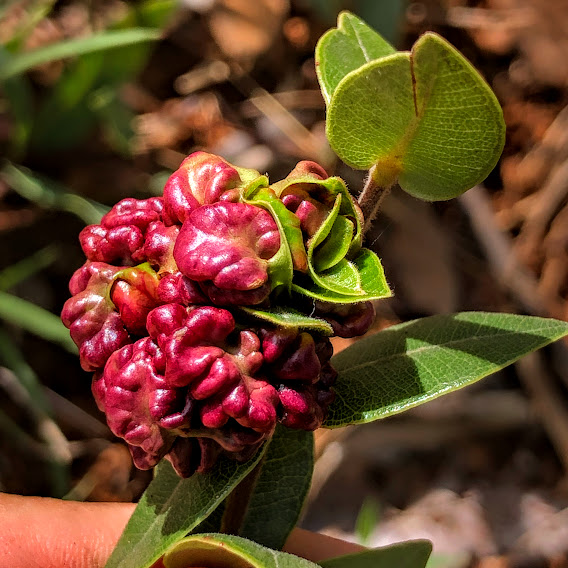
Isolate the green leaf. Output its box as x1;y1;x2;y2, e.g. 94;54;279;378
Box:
292;248;391;303
0;28;161;80
163;534;321;568
327;51;413;172
240;425;314;550
315;11;396;104
306;193;359;294
400;33;505;200
325;312;568;428
105;449;267;568
326;22;505;200
1;163;107;224
0;290;77;354
238;306;333;335
321;540;432;568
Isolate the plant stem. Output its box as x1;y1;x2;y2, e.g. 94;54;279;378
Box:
358;165;394;235
219;454;265;535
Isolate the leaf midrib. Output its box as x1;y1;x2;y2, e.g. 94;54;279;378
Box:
343;15;372;63
335;325;564;374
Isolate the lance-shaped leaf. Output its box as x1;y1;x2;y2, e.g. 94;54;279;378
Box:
325;312;568;428
184;426;314;549
105;448;267;568
315;11;396;104
326;21;505;201
162;534;322;568
240;426;314;550
321;540;432;568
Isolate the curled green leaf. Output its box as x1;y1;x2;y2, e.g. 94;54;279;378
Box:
163;533;321;568
292;248;391;304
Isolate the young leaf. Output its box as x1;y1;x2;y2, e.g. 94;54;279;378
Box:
315;11;396;104
327;51;414;173
313;214;354;272
326;18;505;200
320;540;432;568
246;186;306;288
238;306;333;335
325;312;568;428
292;248;391;304
240;425;314;550
0;28;161;80
162;533;322;568
272;173;362;254
105;449;267;568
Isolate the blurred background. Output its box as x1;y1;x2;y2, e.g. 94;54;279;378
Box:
1;0;567;566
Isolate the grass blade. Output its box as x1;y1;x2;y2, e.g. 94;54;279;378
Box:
1;162;108;224
0;28;161;80
0;290;77;354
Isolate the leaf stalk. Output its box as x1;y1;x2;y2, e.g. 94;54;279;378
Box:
358;165;394;234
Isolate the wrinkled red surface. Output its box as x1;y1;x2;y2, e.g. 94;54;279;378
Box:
63;153;374;477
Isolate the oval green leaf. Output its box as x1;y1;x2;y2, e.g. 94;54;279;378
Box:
321;540;432;568
271;173;362;254
326;27;505;200
105;448;267;568
163;534;321;568
325;312;568;428
315;11;396;105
